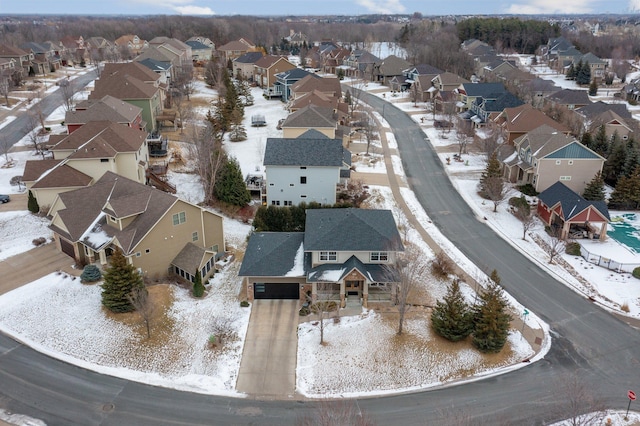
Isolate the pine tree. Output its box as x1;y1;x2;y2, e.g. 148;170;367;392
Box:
101;247;144;313
576;60;591;85
588;78;598;96
565;63;576;80
623;145;640;177
81;264;102;283
582;171;605;201
472;278;512;353
193;271;204;298
27;190;39;214
602;138;627;186
479;152;502;196
580;132;593;151
592;125;609;157
431;279;473;342
610;166;640;209
214;156;251;206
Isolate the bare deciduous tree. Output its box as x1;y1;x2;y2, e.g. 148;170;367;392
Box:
25;112;46;159
546;227;566;264
309;282;339;345
187;121;226;205
483;176;508;213
513;203;535;241
0;74;11;106
455;118;473;156
59;78;75;112
172;91;194;134
552;372;606;426
386;244;429;335
127;286;155;339
478;128;502;161
0;134;12;162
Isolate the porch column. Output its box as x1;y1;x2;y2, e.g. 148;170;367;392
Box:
340;282;345;308
99;250;107;265
562;222;571;240
311;283;317;302
599;223;607;241
362;282;369;308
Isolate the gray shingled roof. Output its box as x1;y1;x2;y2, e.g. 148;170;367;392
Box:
459;82;506;98
234;51;264;64
264;136;347;167
171;242;211;274
538;181;610;221
547;88;591;106
280;104;336;129
307;255;397;283
304;209;403;252
577;101;632;120
238;232;305;276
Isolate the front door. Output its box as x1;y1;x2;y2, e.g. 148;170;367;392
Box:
345;280;361;296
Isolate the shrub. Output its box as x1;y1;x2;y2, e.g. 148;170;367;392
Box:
32;237;47;246
517;184;539;196
633;267;640;279
80;264;102;283
430;251;454;279
193;271;204;298
621;301;630;312
240;300;250;307
508;196;530;211
565;242;581;256
299;306;310;316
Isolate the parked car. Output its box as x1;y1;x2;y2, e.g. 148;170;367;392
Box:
0;194;9;203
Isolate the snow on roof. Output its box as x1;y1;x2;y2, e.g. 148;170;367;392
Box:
318;268;345;282
80;212;112;250
285;242;305;277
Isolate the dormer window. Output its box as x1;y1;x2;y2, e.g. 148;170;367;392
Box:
319;251;337;261
370;252;388;262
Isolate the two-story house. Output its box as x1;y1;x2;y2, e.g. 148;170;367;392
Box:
66;95;144;133
456;82;507;112
545;88;591;110
468;91;523;127
499;124;605;194
239;208;404;307
575;101;634;141
217;38;257;64
0;44;33;76
494;103;569;143
343;50;380;80
114;34;149;56
48;171;224;281
254;55;297;98
280;105;339;139
272;68;315;102
23;121;150;209
263;130;350;206
232;51;264;82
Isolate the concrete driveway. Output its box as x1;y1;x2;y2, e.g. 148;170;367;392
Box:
236;300;299;399
0;192;26;213
0;243;76;295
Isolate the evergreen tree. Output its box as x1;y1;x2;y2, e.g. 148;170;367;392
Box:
193;271;204;298
81;264;102;283
472;278;512;353
565;63;576;80
576;60;591;85
588;78;598;96
101;247;144;313
214;156;250;206
489;269;501;285
431;279;473;342
479;152;502;197
602;138;627;186
592;125;609;157
580;132;593;151
27;190;39;214
582;171;605;201
623;144;640;177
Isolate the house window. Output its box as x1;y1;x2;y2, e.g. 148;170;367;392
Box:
320;251;337;261
568;160;574;165
555;160;561;165
271;200;280;206
300;166;307;169
300;176;307;184
211;244;219;253
192;232;198;242
172;211;186;225
145;249;150;254
560;176;571;181
269;183;274;186
370;252;388;262
100;158;109;163
284;201;292;206
135;252;141;257
290;183;295;186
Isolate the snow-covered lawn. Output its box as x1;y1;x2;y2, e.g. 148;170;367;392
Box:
0;210;52;261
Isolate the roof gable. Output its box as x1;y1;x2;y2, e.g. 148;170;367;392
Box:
264;137;347;167
538;181;610;221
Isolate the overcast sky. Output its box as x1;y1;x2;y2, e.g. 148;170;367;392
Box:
2;0;639;16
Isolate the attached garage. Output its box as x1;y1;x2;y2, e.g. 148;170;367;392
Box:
59;238;76;259
253;283;300;300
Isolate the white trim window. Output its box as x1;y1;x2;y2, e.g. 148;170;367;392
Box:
319;251;337;261
370;251;388;262
172;211;186;225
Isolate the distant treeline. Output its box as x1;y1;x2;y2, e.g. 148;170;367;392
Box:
456;17;560;54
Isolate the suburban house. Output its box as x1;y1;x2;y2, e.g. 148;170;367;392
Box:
48;171;225;281
186;36;215;49
536;181;609;241
148;37;192;65
135;47;180;79
321;46;350;75
499;124;605;194
232;51;264;81
85;37;117;63
65;95;144;133
239;208;404;307
0;44;33;76
290;74;342;101
24;120;150;208
480;58;517;79
404;64;443;102
456;82;507;111
494;103;570;144
20;42;60;74
372;55;412;85
263;130;351;206
343;50;380;80
467;91;523;127
114;34;149;56
137;58;173;86
272;68;315;102
185;39;213;62
254;55;297;97
430;72;470;111
217;38;257;64
545;88;591;110
90;62;164;131
284;29;308;47
280;105;339;138
289;89;339;113
575;101;635;141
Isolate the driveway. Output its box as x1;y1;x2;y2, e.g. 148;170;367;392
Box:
0;243;76;295
0;193;26;213
236;300;299;399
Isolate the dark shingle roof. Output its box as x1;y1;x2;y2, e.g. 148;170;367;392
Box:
264;136;347;167
171;242;211;274
307;255;397;283
238;232;305;276
547;88;591;106
304;209;403;252
234;51;264;64
538;181;609;221
577;101;632;120
460;82;506;98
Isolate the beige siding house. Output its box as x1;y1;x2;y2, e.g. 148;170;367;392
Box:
49;172;224;281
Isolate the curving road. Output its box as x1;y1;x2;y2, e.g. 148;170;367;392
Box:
1;86;639;425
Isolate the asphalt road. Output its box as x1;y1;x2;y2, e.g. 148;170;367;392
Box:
0;85;639;425
4;71;97;148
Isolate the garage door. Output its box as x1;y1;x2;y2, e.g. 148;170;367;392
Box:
59;238;75;259
254;283;299;299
